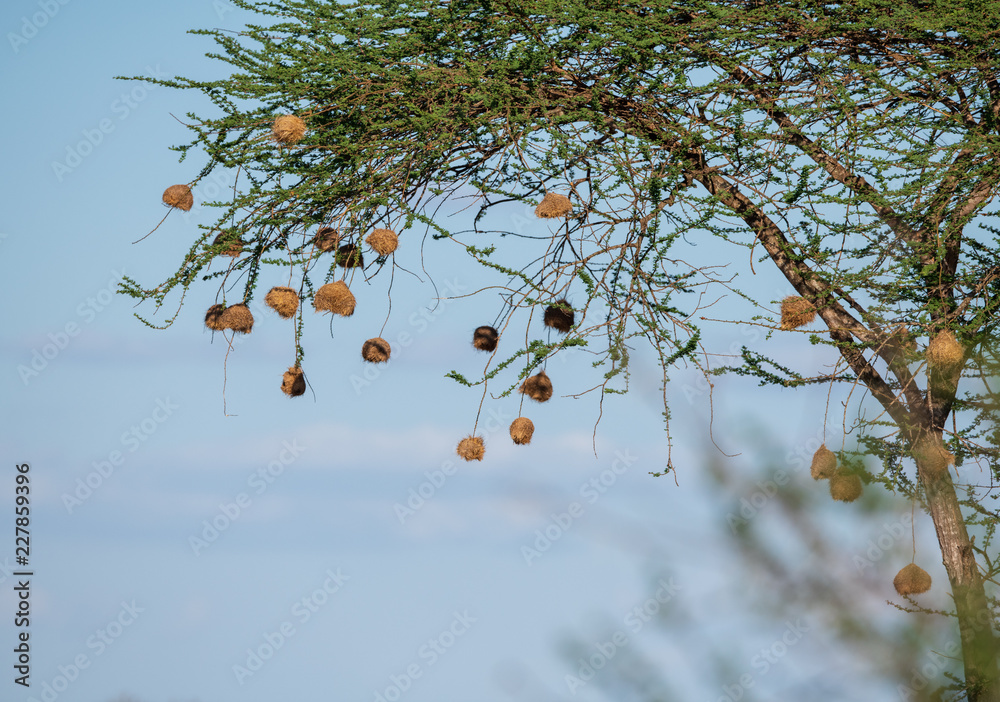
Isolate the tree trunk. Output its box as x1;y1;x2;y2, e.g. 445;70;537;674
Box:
920;464;1000;702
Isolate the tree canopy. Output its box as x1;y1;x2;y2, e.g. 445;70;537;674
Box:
122;1;1000;698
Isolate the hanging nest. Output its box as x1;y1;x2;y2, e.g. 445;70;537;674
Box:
162;184;193;211
473;326;499;352
366;228;399;256
543;299;574;333
313;227;339;252
281;367;306;397
219;303;254;334
829;470;863;502
265;286;300;319
893;563;932;596
212;233;243;257
314;281;356;316
456;435;486;462
926;330;963;370
272;114;307;145
337;243;364;268
810;445;837;480
534;192;572;218
780;296;816;330
912;435;954;479
362;337;391;363
521;370;553;402
205;304;225;331
510;417;535;445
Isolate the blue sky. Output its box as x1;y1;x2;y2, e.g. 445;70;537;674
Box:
0;2;960;702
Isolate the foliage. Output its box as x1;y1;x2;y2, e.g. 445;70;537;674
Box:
121;1;1000;697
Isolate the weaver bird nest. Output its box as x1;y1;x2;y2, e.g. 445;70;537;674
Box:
780;296;816;330
272;114;306;145
509;417;534;445
810;445;837;480
162;184;193;211
473;326;499;352
456;435;485;462
534;192;572;218
281;367;306;397
265;287;300;319
314;281;356;316
893;563;932;596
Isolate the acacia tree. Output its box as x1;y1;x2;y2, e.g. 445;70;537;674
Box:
122;0;1000;698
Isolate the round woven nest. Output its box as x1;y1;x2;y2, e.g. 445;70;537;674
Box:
219;303;254;334
893;563;932;596
534;192;572;218
544;299;574;333
810;445;837;480
362;337;391;363
265;286;300;319
829;471;863;502
366;228;399;256
457;435;486;462
281;367;306;397
337;243;364;268
510;417;535;445
780;295;816;330
473;326;499;352
521;370;553;402
272;114;307;145
314;281;356;316
162;184;193;211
